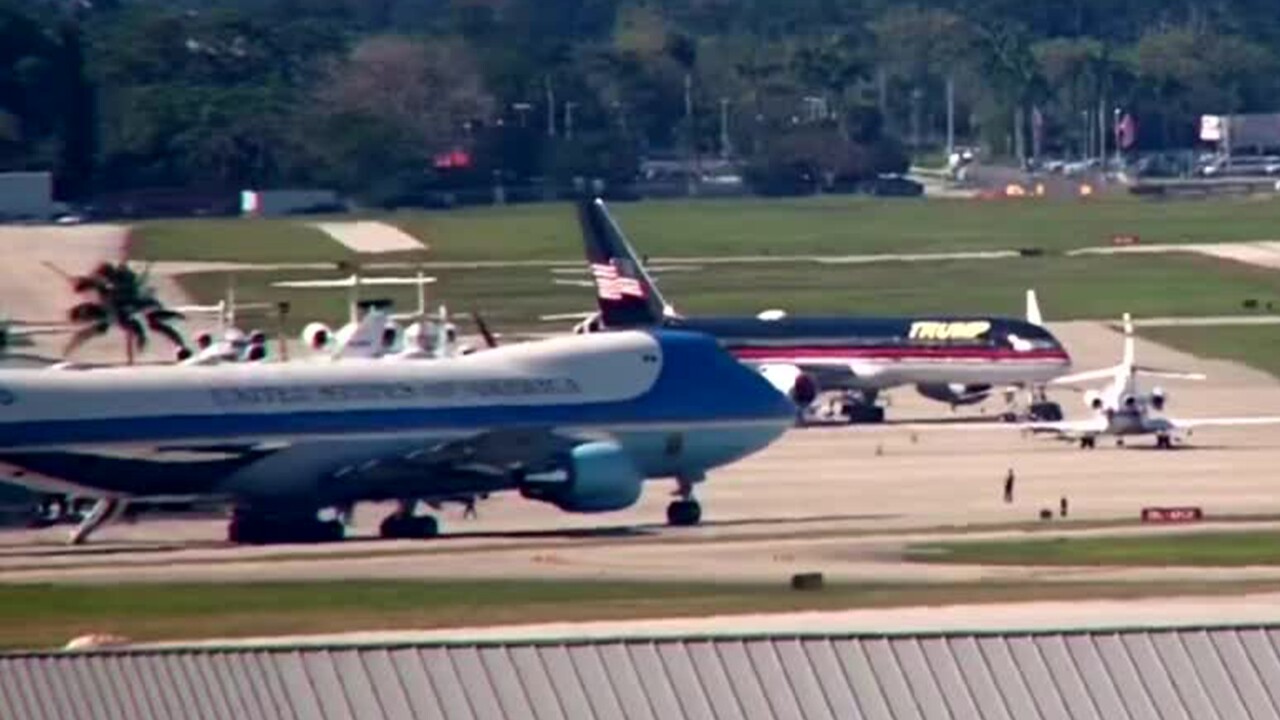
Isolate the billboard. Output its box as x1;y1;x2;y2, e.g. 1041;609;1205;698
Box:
1200;113;1280;148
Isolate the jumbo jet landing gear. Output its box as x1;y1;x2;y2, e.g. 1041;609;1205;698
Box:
227;507;345;545
1029;401;1064;422
839;390;885;424
667;475;703;527
1008;385;1063;422
379;500;440;539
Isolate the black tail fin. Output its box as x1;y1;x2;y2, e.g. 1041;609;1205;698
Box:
575;197;669;328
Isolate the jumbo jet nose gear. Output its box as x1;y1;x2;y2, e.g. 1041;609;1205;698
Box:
68;498;128;545
667;474;704;527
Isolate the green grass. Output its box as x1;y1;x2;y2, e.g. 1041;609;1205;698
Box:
1139;325;1280;380
129;217;377;264
907;530;1280;567
4;578;1280;651
173;253;1280;334
128;195;1280;264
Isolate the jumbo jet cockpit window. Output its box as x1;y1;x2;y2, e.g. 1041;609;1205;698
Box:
999;323;1064;352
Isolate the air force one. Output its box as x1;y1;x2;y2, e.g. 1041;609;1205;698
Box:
1026;313;1280;449
567;198;1072;424
0;329;794;544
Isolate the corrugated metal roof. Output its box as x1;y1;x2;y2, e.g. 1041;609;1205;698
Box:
5;626;1280;719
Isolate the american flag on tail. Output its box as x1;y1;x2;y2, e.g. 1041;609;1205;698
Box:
590;261;646;300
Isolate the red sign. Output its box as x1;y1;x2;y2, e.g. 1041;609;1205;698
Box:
1141;507;1203;523
433;149;472;169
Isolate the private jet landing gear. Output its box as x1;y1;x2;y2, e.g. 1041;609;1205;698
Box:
1156;434;1174;450
379;501;440;539
667;475;703;527
1080;436;1097;449
227;508;345;545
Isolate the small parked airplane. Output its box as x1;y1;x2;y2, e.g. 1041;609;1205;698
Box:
1026;312;1280;448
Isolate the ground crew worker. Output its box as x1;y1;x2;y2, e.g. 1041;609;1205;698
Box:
1003;468;1016;503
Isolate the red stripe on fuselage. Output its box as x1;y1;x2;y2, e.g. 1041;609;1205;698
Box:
730;346;1070;363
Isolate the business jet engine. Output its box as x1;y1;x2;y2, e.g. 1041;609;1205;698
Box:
519;441;644;513
380;321;403;352
756;363;819;407
301;322;332;350
1084;390;1104;411
915;383;992;407
1150;387;1166;411
194;331;215;350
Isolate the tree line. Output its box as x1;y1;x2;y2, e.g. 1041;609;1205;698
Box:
3;0;1278;206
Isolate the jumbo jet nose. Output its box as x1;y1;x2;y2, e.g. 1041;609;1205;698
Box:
649;329;795;463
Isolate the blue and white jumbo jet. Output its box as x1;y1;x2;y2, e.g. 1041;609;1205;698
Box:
0;328;794;544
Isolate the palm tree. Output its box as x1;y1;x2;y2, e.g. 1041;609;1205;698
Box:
64;261;188;365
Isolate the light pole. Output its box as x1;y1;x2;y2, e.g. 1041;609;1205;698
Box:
564;101;577;140
544;76;555;137
718;97;731;159
1112;106;1122;168
945;75;955;159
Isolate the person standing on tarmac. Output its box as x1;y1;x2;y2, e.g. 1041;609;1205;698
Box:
1003;468;1016;503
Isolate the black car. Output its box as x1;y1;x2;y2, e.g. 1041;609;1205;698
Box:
863;174;925;197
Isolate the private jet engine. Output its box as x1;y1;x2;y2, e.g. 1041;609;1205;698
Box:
1084;389;1104;411
401;322;427;352
194;331;215;350
519;441;644;512
915;383;992;407
1150;387;1166;411
756;364;818;407
240;329;268;361
380;321;403;353
302;322;332;350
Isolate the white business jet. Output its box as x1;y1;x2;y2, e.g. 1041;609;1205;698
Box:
171;277;278;365
271;270;466;360
1027;312;1280;449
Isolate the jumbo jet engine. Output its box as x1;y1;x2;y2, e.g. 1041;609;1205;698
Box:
915;383;992;407
756;364;818;407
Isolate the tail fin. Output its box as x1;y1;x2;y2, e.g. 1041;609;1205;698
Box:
1121;312;1135;371
1025;289;1043;326
575;197;670;328
331;304;390;359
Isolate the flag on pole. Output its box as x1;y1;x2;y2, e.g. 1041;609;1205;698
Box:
1116;113;1137;149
